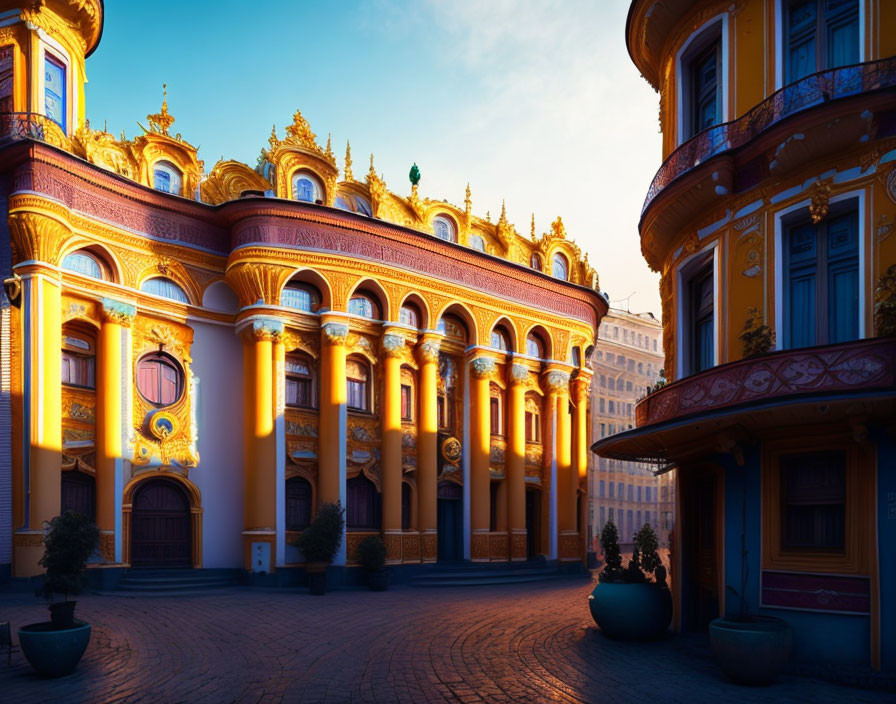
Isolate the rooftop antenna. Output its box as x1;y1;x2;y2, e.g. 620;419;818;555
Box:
610;291;636;313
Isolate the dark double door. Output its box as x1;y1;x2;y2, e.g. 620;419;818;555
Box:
437;481;463;562
131;478;191;567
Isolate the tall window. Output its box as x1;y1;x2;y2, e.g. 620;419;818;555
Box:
781;452;845;550
285;477;312;531
44;53;66;131
688;263;714;373
286;354;316;409
785;0;859;84
141;277;189;303
525;401;541;443
490;394;502;435
346;358;370;412
401;383;412;421
62;331;95;389
136;353;184;407
552;252;569;280
281;282;321;312
62;250;104;280
346;474;381;530
348;292;380;319
1;46;14;113
153;161;182;195
785;204;858;348
433;216;457;243
292;172;323;203
688;40;721;138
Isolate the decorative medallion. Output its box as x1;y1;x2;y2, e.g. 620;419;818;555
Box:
441;436;462;465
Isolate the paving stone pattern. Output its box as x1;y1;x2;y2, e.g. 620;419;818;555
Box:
0;580;891;703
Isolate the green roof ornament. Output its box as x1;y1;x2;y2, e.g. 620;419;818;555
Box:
409;163;421;186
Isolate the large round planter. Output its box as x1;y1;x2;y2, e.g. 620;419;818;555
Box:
18;621;91;678
306;562;329;596
709;616;793;685
588;582;672;640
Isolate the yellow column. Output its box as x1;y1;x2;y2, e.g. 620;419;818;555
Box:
469;355;495;562
381;330;405;563
551;369;577;562
572;374;591;562
96;299;134;563
241;318;280;570
416;335;440;563
507;364;528;561
318;319;348;506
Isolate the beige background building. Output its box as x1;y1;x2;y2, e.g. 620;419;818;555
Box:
588;309;673;554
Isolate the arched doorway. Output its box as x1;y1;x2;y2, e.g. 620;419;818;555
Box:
131;478;192;568
526;488;542;558
437;481;463;562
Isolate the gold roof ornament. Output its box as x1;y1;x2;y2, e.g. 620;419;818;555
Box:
464;183;472;217
344;140;353;181
268;124;279;151
549;216;567;240
282;109;320;151
530;213;537;241
325;133;334;161
146;84;175;136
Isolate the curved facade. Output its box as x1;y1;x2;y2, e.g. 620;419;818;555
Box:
599;0;896;673
0;1;605;579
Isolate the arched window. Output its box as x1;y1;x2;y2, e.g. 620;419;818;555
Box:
286;354;316;409
438;353;457;431
570;346;582;367
141;277;189;303
490;387;503;436
552;252;569;280
62;330;95;389
285;476;312;531
335;196;352;211
470;235;486;252
530;253;542;271
62;250;104;280
292;171;323;203
136;352;184;407
525;396;541;443
348;291;381;319
399;303;420;328
490;325;510;352
437;314;467;343
526;333;545;359
346;358;370;412
153;161;182;195
281;282;321;312
432;215;457;243
354;196;372;216
346;474;381;530
401;482;412;530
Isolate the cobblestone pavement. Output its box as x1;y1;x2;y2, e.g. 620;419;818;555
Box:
0;579;891;703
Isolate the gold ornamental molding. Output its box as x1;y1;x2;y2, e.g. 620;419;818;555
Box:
8;210;74;267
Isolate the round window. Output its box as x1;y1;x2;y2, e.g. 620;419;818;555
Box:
136;352;185;407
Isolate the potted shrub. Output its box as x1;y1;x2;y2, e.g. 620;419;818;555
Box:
18;510;99;677
709;470;792;685
295;501;344;595
357;536;389;591
588;520;672;640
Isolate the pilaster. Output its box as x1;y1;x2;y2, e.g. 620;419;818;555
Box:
469;354;497;562
381;328;405;564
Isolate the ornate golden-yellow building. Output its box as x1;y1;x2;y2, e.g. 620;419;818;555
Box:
0;0;605;580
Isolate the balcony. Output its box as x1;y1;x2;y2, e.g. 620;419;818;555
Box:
593;338;896;466
641;57;896;218
0;112;69;150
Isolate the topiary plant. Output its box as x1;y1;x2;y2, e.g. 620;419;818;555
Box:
357;536;386;572
599;520;625;583
38;511;99;628
634;523;667;588
297;501;345;564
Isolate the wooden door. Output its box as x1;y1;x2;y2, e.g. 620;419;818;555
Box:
131;479;191;568
526;489;542;558
437;481;463;562
694;474;719;629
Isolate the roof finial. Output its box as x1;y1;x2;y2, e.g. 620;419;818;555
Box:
464;183;472;216
146;83;175;135
325;133;334;160
344;140;353;181
530;213;536;240
499;199;507;224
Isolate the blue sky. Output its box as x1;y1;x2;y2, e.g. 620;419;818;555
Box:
87;0;662;315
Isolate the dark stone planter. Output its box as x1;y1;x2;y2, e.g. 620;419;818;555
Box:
709;615;793;685
588;582;672;640
306;562;328;595
368;568;389;591
18;620;91;678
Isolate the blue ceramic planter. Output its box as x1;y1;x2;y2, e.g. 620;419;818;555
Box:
589;582;672;640
709;616;793;685
18;620;91;678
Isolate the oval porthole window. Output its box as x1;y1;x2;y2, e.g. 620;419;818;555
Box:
136;352;185;407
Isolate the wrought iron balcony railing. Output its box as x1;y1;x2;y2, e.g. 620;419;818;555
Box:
642;56;896;216
0;112;69;149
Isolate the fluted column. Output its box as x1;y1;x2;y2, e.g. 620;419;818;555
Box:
543;368;571;561
416;334;440;563
469;355;496;562
507;363;528;561
241;318;281;571
548;368;577;562
572;373;591;562
96;299;135;563
381;330;405;564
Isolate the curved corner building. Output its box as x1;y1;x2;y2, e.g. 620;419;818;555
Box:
595;0;896;673
0;0;606;581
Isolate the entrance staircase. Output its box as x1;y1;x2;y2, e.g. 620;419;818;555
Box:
112;568;239;595
408;558;581;588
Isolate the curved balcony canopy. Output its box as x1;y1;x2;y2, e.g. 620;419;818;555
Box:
626;0;699;89
639;57;896;270
591;337;896;471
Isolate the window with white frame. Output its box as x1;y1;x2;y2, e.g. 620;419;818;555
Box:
784;0;859;84
680;21;724;141
681;253;715;375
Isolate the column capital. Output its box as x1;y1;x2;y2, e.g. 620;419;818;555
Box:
543;368;571;395
8;210;74;267
321;320;349;346
572;374;591;401
509;363;530;387
417;335;442;364
382;332;406;358
101;298;136;327
240;317;284;343
470;355;497;380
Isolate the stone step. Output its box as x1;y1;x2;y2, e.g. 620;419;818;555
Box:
410;573;567;587
115;568;240;593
